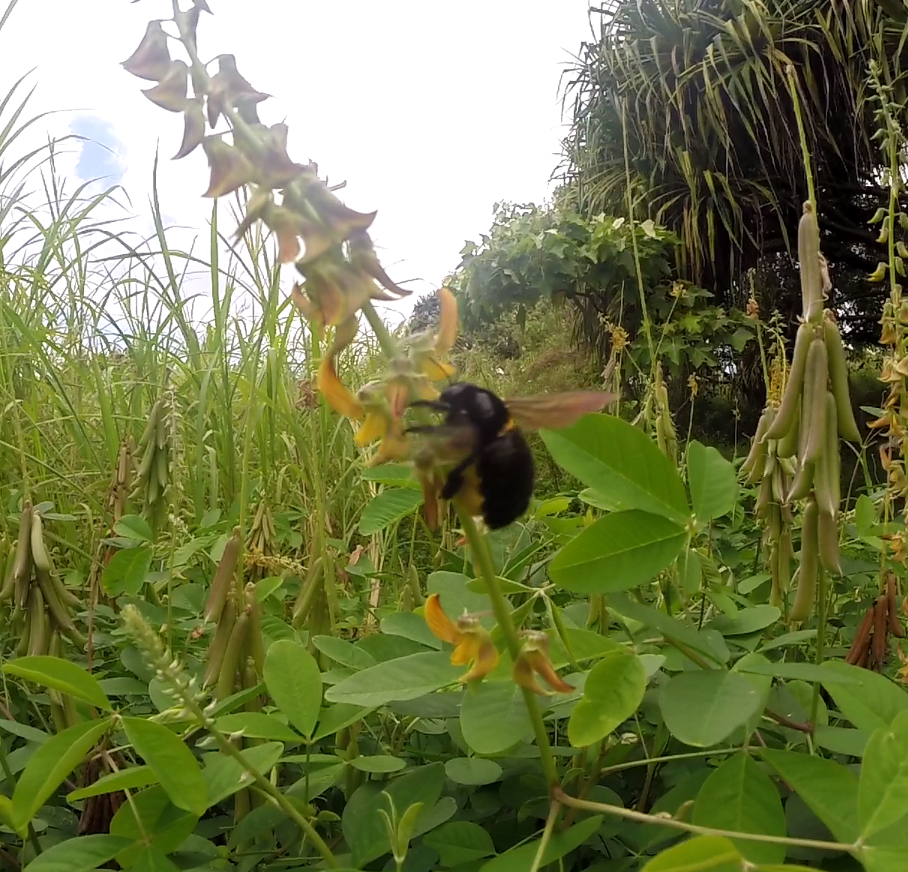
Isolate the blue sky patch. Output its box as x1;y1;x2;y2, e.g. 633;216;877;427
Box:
70;114;124;185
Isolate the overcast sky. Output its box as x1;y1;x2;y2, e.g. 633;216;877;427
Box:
1;1;599;323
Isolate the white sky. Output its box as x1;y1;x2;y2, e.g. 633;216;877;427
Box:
1;0;598;323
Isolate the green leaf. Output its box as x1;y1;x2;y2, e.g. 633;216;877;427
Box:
22;835;134;872
3;656;112;712
860;710;908;838
358;488;423;535
687;440;738;522
738;660;858;684
640;835;742;871
568;648;646;747
423;821;495;867
263;639;322;738
692;752;786;865
113;514;153;543
349;755;406;773
128;847;181;872
444;758;503;785
609;594;728;665
460;681;532;755
342;763;445;867
381;612;442;650
108;785;198;867
12;718;111;832
214;712;303;743
201;742;284;806
541;414;689;522
550;510;686;594
360;463;419;486
660;671;763;747
67;766;157;801
325;652;462;708
312;636;377;670
479;815;603;872
761;749;859;842
102;544;152;596
312;703;375;742
821;661;908;733
709;605;780;636
813;726;868;758
122;718;207;817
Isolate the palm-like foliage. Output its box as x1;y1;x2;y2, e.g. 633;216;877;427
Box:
564;0;907;338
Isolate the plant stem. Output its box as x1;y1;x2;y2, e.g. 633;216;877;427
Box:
810;564;829;727
554;788;853;855
529;800;560;872
361;302;399;360
457;511;559;789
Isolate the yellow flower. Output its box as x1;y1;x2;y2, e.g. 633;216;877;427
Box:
424;593;499;683
511;631;574;695
406;288;458;381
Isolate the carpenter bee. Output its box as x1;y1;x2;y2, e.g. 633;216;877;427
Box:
406;382;616;530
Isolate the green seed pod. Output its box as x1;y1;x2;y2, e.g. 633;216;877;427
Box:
776;398;800;459
822;318;861;443
802;338;829;465
766;323;815;441
203;598;237;688
798;206;825;322
787;461;814;503
818;511;841;575
216;611;249;702
814;392;839;519
204;527;242;624
742;408;773;475
790;499;819;623
30;513;52;573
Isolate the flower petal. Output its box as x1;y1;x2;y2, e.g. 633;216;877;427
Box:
451;634;481;666
512;652;551;695
435;287;458;355
526;650;574;694
317;358;363;419
424;593;459;645
354;411;388;446
459;635;499;683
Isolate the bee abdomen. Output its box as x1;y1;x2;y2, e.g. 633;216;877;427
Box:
477;432;535;530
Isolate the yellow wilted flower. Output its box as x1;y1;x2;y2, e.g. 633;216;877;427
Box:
511;631;573;695
424;593;499;683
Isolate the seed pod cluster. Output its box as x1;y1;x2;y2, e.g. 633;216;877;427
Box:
130;400;171;527
1;503;86;654
845;573;905;670
743;204;861;623
202;558;267;703
247;501;276;582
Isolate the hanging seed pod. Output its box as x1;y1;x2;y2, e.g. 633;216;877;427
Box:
766;324;814;441
205;527;242;623
817;512;841;575
799;204;825;323
814;393;839;519
216;611;249;702
243;581;266;676
203;599;237;688
823;316;861;442
802;339;829;465
845;605;876;665
776;399;801;459
872;593;890;671
742;408;773;479
790;498;819;623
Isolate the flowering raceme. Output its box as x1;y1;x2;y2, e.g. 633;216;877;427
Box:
316;287;459;464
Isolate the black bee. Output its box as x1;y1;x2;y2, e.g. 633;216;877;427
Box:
407;382;615;530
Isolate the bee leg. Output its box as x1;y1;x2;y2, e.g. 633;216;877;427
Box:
440;454;478;500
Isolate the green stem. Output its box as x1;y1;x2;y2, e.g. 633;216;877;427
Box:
457;512;559;789
787;65;816;214
555;789;853;855
529;801;560;872
810;565;829;727
361;302;399;360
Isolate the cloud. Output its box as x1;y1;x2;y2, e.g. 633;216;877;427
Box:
69;114;125;187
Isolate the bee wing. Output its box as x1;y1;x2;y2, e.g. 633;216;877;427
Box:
409;421;478;459
505;391;617;431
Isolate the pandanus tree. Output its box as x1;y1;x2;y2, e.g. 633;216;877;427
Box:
563;0;908;355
